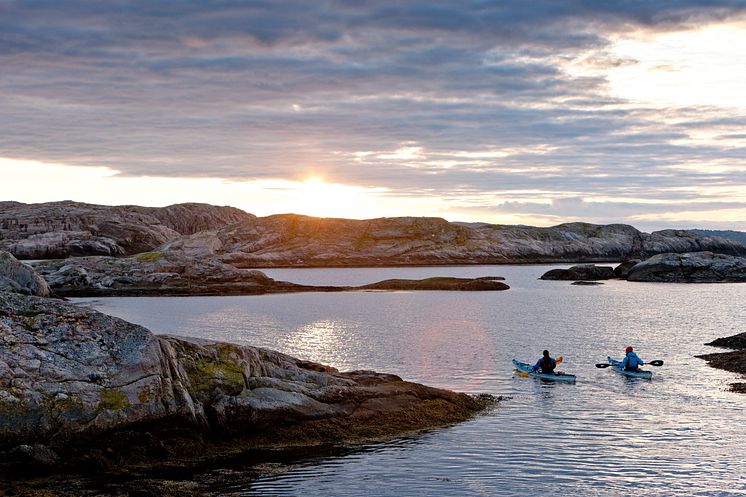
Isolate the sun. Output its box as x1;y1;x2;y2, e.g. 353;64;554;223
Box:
293;176;368;218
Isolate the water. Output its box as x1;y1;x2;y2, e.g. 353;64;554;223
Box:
75;265;746;496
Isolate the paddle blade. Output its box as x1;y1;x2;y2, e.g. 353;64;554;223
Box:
595;363;611;368
516;370;530;377
556;356;563;365
648;360;664;367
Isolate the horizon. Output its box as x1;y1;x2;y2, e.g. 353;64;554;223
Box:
3;2;746;232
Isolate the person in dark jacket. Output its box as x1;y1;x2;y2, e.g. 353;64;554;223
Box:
620;346;644;371
532;350;556;374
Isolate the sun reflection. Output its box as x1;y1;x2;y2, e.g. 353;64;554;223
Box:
282;320;354;370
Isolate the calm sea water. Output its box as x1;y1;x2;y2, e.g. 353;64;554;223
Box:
75;265;746;496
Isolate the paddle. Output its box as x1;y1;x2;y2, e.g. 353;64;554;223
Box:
595;359;664;368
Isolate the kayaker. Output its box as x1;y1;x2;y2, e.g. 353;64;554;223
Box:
532;350;557;374
620;346;644;371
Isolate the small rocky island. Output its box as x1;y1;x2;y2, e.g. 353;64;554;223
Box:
540;252;746;284
0;257;496;494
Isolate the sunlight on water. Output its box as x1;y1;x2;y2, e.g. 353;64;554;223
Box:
76;264;746;496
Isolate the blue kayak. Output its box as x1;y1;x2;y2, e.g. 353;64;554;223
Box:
513;359;576;383
607;356;653;379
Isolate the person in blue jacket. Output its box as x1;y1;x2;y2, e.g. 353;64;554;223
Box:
620;346;644;371
532;350;556;374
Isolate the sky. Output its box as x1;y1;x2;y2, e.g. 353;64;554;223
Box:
2;1;746;231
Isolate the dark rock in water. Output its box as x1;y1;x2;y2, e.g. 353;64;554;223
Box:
626;252;746;282
0;251;50;296
698;330;746;393
540;264;614;281
360;277;509;291
697;349;746;392
0;201;254;259
571;281;604;286
0;292;495;473
705;332;746;349
613;259;641;278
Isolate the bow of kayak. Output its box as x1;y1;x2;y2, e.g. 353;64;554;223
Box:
607;356;653;379
513;359;576;383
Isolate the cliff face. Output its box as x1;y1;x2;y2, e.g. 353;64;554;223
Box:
0;201;254;259
162;215;746;267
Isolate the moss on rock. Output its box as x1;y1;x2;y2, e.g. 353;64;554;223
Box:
98;387;130;411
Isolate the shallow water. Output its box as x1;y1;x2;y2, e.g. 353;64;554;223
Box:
76;264;746;496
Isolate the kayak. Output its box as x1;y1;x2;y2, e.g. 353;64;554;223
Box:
607;356;653;379
512;359;576;383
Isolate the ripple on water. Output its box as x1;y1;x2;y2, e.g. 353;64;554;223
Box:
75;264;746;496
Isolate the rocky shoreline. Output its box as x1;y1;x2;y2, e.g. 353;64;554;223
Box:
0;257;497;495
697;332;746;393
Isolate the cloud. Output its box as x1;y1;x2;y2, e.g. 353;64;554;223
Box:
1;1;746;228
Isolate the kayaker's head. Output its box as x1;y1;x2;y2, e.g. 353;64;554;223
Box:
543;350;550;358
625;346;633;354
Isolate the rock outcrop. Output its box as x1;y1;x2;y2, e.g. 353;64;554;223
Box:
0;251;50;296
32;254;510;296
0;201;253;259
540;264;615;281
613;259;641;279
0;292;494;472
4;203;744;266
698;331;746;393
32;252;311;297
360;276;509;291
626;252;746;282
161;215;746;267
706;332;746;349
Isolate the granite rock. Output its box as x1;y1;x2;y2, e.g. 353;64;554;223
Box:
626;252;746;282
0;251;50;296
162;215;746;267
0;292;493;468
540;264;615;281
0;201;253;259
